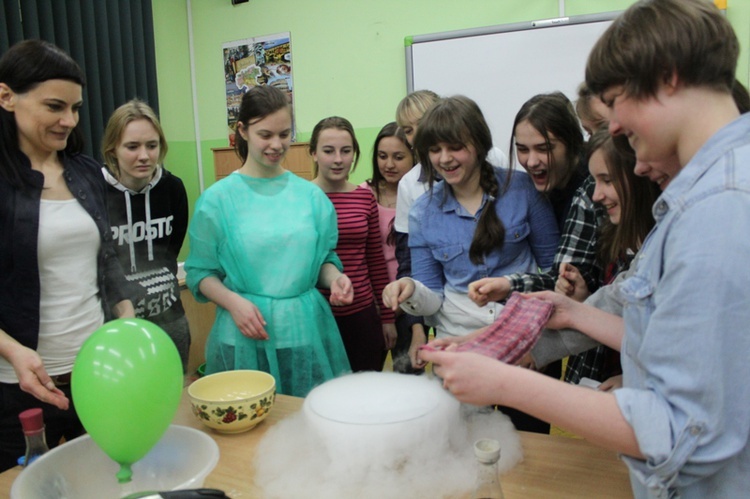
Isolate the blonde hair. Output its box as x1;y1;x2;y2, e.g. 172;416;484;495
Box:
395;89;439;127
102;99;168;177
575;83;606;131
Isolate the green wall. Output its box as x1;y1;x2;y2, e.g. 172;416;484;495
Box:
153;0;750;260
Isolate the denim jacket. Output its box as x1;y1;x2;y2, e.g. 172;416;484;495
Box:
0;153;141;350
403;168;559;337
615;115;750;498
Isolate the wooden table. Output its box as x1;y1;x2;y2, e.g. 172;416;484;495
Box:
0;391;633;498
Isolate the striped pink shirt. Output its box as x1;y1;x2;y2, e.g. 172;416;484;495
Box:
323;187;394;322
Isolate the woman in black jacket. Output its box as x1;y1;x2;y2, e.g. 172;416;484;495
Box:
0;40;138;471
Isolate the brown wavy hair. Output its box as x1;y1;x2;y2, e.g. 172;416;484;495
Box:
414;95;506;265
586;0;737;99
509;92;584;192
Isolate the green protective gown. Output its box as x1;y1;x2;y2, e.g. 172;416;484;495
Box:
185;171;351;396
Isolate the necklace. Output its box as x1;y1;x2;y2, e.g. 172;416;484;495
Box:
380;190;397;208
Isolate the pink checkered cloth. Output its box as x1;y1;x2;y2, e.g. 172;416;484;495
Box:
422;292;553;364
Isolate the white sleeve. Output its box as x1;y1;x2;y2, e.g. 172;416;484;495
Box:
488;146;509;169
394;165;422;233
399;278;443;316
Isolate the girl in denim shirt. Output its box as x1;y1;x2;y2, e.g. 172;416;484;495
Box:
383;96;558;344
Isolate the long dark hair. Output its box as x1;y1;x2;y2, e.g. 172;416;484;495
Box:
368;122;414;246
368;122;413;202
414;95;506;265
234;85;290;163
0;40;86;188
588;130;659;265
509;92;584;191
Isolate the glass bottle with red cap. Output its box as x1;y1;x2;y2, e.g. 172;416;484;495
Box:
18;408;49;467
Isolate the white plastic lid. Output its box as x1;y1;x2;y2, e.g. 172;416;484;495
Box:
305;372;442;425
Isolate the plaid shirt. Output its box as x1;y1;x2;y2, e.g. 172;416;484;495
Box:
505;175;604;293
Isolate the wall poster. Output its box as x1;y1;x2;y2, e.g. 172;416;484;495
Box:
222;32;294;144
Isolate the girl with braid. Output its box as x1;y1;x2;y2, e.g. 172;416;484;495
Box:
382;95;558;354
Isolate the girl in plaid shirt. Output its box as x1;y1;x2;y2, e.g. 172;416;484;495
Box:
555;130;659;387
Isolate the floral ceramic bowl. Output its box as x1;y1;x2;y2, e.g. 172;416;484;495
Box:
188;370;276;433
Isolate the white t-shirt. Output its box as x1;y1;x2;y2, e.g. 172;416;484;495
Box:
0;199;103;382
394;147;510;233
401;280;505;338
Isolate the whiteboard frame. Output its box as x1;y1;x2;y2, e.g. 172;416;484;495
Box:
405;12;621;150
405;12;620;92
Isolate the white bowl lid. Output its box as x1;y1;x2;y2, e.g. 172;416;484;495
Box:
306;372;443;425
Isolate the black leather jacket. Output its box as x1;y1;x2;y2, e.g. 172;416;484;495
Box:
0;152;143;350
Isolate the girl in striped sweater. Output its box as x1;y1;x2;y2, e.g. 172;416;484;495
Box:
311;117;396;371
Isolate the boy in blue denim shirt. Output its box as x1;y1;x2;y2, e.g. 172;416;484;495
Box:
420;1;750;497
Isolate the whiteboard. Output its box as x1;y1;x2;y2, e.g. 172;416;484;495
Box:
406;12;620;154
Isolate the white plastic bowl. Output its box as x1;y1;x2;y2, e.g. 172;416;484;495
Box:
11;425;219;499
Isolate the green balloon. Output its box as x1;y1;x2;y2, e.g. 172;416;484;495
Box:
72;318;183;483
